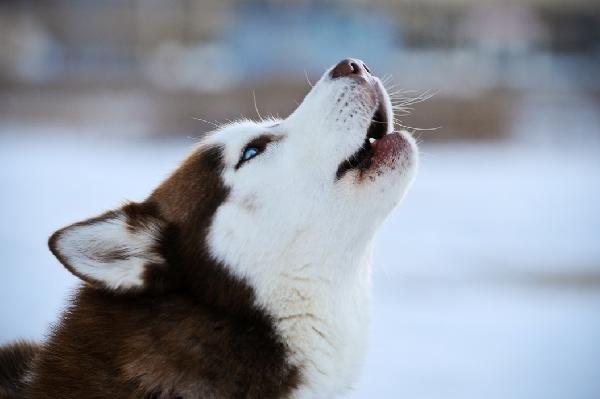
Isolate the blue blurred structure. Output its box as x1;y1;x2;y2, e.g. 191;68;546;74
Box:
225;3;399;79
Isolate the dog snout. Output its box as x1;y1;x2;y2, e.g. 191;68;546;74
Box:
330;58;371;79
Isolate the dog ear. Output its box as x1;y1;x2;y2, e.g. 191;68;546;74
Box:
48;202;166;291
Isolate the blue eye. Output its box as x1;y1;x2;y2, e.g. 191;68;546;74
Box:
242;146;259;161
235;135;274;170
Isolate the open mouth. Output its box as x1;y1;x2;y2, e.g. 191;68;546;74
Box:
336;100;389;179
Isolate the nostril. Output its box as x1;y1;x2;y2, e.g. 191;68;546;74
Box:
349;61;361;74
363;63;371;74
330;58;367;79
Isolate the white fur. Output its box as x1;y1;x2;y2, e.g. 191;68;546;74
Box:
205;65;418;397
54;214;163;290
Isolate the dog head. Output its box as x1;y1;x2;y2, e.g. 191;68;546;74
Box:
49;59;418;301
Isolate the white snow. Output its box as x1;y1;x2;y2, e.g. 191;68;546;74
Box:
1;125;599;398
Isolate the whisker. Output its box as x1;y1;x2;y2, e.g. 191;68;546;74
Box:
397;123;442;132
192;117;221;129
304;69;314;88
381;74;393;86
252;90;263;122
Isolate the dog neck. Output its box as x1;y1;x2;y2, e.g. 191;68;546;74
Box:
243;240;375;398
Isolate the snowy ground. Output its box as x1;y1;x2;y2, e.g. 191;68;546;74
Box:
1;125;599;398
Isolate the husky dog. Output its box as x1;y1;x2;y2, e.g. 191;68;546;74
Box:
0;59;418;398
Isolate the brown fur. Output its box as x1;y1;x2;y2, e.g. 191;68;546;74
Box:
0;341;40;399
12;145;300;398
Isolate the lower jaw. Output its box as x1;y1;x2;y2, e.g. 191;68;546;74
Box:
336;132;412;180
371;132;407;160
359;133;410;179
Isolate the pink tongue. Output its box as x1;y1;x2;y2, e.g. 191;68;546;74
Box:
371;133;393;151
370;132;405;163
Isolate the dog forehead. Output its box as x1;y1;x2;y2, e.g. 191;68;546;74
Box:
149;142;227;225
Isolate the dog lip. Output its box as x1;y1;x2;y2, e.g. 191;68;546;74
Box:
335;76;392;180
335;138;374;180
367;101;388;140
336;119;390;180
364;132;408;172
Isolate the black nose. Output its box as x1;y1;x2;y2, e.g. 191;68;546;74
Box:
330;58;371;79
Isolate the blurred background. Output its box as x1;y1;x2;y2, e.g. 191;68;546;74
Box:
1;0;599;398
